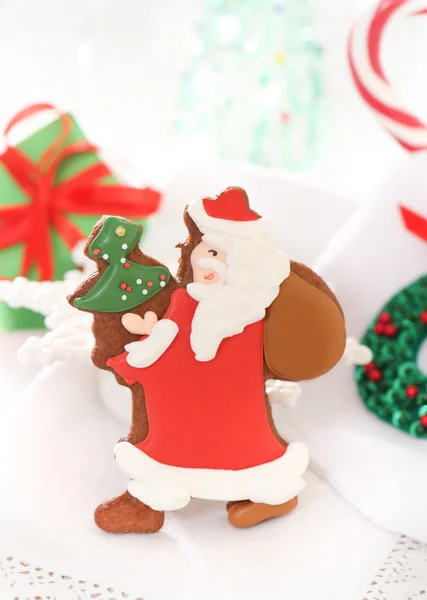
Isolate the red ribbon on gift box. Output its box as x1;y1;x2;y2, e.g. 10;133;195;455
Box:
0;103;161;281
400;205;427;243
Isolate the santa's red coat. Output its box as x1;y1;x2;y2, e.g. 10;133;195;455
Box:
108;288;285;470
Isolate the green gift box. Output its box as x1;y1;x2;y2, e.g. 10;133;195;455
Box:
0;104;161;330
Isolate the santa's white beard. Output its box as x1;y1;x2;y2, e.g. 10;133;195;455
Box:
187;235;290;362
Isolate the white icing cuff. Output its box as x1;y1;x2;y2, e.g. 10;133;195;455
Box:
343;337;373;366
114;441;309;511
125;319;179;368
266;380;302;408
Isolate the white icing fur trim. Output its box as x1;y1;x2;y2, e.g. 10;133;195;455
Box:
202;233;233;251
343;337;373;366
188;197;272;239
114;440;309;511
266;380;302;408
187;231;290;362
125;319;179;368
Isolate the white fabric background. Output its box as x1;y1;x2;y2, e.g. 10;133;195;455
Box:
1;161;426;597
276;152;427;544
0;355;397;600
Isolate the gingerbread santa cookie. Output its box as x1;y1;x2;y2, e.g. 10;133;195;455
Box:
70;187;346;533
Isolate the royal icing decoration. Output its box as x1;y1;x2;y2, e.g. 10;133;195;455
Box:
114;439;309;511
108;288;308;507
73;216;170;313
186;191;289;362
70;186;346;532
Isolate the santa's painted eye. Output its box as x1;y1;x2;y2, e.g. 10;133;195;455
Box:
208;249;218;257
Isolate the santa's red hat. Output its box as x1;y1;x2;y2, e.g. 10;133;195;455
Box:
188;187;272;239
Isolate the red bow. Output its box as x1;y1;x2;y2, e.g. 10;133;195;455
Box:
399;205;427;243
0;103;161;281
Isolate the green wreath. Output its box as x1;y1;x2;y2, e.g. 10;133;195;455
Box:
355;275;427;438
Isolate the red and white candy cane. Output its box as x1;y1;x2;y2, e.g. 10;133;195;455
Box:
348;0;427;152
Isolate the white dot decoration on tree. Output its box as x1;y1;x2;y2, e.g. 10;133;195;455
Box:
348;0;427;152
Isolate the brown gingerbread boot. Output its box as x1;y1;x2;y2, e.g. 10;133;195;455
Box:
94;491;164;533
226;496;298;528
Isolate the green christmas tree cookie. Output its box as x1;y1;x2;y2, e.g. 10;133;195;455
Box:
73;216;170;312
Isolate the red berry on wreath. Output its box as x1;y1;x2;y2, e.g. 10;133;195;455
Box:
384;323;397;337
368;368;382;382
120;283;127;290
420;311;427;324
420;415;427;428
374;323;385;335
405;385;419;398
364;362;375;373
93;248;101;255
378;312;391;324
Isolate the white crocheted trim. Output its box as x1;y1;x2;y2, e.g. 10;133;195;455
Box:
0;241;94;365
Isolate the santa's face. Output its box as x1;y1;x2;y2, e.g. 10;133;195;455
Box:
190;241;228;285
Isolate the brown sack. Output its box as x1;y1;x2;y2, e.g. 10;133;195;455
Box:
264;263;346;381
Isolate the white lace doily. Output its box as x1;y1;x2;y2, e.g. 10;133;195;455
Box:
1;536;426;600
0;555;140;600
364;536;427;599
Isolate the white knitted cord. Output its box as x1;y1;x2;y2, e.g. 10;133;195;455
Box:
0;241;94;365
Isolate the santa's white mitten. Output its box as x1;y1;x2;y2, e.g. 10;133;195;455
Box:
266;380;302;408
125;319;179;368
342;337;373;366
